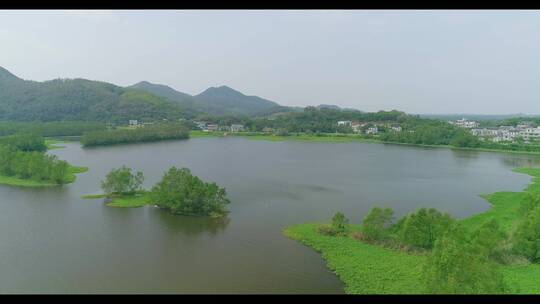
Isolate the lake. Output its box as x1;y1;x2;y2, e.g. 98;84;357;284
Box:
0;137;539;293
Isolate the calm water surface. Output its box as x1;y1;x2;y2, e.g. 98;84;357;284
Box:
0;137;539;293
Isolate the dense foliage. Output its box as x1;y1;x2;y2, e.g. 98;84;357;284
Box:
150;167;230;216
0;67;194;123
397;208;454;250
0;145;70;184
0;132;47;152
424;223;507;294
0;121;106;137
101;166;144;195
360;207;394;242
81;123;190;146
513;204;540;262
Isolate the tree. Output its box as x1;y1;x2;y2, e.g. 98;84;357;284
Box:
513;205;540;262
398;208;453;250
150;167;229;216
470;219;507;263
361;207;394;242
424;224;507;294
101;166;144;195
331;212;350;236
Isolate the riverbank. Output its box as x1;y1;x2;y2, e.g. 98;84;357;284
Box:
0;165;88;187
283;167;540;294
189;131;540;156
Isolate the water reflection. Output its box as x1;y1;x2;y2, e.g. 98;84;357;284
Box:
500;156;540;168
154;208;231;237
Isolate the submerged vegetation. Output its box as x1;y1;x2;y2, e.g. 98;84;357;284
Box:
81;123;190;147
284;167;540;294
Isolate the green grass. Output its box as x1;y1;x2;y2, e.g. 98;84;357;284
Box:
284;224;426;294
0;165;88;187
81;192;151;208
44;139;67;150
81;193;108;199
105;193;151;208
284;167;540;294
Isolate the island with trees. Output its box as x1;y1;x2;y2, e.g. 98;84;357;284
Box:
284;167;540;294
0;133;88;187
85;166;230;217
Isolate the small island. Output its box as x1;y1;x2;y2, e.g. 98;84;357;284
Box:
84;166;230;217
0;133;87;187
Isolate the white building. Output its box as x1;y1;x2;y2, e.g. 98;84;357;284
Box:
520;127;540;142
337;120;352;126
231;124;244;132
450;118;479;129
366;126;378;135
391;125;402;132
129;119;139;126
351;121;363;133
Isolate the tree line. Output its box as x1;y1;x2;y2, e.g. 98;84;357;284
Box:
81;123;190;147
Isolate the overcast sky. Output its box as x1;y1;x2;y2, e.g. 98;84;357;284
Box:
1;10;539;114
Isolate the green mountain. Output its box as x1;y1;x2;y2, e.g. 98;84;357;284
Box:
130;81;284;116
194;85;280;115
0;67;196;123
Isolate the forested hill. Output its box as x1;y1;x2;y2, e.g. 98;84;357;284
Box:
0;67;198;123
129;81;284;116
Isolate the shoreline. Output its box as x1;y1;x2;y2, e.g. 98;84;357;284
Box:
190;131;540;156
283;166;540;294
0;165;88;188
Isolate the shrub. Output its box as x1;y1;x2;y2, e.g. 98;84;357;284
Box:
398;208;453;250
513;205;540;262
331;212;349;236
150;167;229;217
101;166;144;195
361;207;394;242
424;224;507;294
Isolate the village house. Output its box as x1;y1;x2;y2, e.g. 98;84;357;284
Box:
391;125;402;132
450;118;479;129
231;124;245;132
366;125;378;135
262;127;274;133
351;121;363;133
129;119;139;126
337;120;352;126
206;124;219;132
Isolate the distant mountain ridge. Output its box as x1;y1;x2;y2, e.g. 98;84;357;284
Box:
0;66;197;122
129;81;283;116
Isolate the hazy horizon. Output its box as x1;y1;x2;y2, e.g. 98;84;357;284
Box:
1;10;540;115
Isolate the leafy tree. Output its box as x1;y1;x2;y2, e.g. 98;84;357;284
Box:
101;166;144;195
424;224;507;294
331;212;350;236
470;219;507;263
361;207;394;242
150;167;229;216
398;208;454;250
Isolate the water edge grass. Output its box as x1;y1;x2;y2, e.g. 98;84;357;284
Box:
0;165;88;187
283;167;540;294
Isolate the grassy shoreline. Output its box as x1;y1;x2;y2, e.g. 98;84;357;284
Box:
189;131;540;156
0;165;88;187
283;167;540;294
